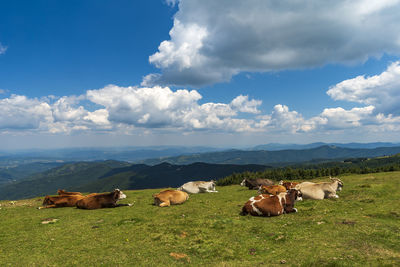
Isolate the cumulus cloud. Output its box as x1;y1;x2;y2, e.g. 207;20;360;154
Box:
230;95;261;114
327;61;400;115
86;85;261;132
1;84;400;137
317;106;376;129
145;0;400;87
0;95;52;130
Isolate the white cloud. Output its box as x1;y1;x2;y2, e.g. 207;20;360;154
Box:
230;95;261;114
317;106;376;129
145;0;400;87
51;96;87;122
0;95;52;130
1;85;400;138
0;42;7;55
327;61;400;115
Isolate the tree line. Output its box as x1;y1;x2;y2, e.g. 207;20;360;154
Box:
216;155;400;186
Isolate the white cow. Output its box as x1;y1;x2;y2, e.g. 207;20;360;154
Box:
178;180;218;194
295;177;343;200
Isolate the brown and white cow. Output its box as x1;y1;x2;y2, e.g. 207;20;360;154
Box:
295;177;343;200
76;189;131;209
278;181;299;190
240;178;274;190
240;189;302;217
257;185;287;195
153;190;189;207
39;194;85;209
57;189;83;196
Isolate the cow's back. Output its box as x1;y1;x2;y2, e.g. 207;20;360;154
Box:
242;194;283;216
154;190;189;206
296;182;325;200
179;182;201;194
76;195;107;209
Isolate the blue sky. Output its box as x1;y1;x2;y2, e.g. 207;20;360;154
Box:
1;0;400;149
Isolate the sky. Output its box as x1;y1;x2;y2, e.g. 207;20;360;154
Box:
1;0;400;149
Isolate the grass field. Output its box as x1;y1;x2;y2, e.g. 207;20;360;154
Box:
0;172;399;266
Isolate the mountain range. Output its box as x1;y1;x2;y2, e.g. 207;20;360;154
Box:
139;145;400;165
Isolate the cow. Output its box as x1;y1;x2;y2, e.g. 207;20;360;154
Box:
257;185;287;195
178;180;218;194
240;178;274;189
57;189;83;196
240;189;302;217
76;189;131;210
278;181;299;190
295;177;343;200
38;194;85;209
153;190;189;207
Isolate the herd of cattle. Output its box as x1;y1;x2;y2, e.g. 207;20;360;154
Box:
38;177;343;217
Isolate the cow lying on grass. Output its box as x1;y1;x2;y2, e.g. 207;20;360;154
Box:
295;177;343;200
240;178;274;189
178;180;218;194
39;194;85;209
76;189;131;210
240;189;302;217
257;185;286;195
154;190;189;207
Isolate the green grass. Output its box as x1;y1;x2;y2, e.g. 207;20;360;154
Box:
0;172;399;266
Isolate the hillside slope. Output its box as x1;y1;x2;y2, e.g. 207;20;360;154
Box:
0;162;268;200
0;160;130;200
0;172;399;266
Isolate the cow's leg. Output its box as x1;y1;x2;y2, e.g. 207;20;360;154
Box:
115;203;133;207
38;204;58;209
326;192;339;199
284;205;297;213
159;200;170;207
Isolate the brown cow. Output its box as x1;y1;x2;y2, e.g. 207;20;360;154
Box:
57;189;83;196
240;189;302;217
240;178;274;189
278;180;299;190
76;189;130;210
39;194;85;209
257;185;287;195
153;190;189;207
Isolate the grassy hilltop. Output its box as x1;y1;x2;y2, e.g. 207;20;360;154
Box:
0;172;399;266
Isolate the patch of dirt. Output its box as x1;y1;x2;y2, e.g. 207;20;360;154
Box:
169;252;190;262
341;220;356;225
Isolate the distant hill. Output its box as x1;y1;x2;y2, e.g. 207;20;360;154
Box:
0;161;268;200
0;162;64;185
139;145;400;165
252;142;400;151
0;160;131;200
0;146;224;165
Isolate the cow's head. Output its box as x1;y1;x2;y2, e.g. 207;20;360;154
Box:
278;180;284;185
42;196;54;206
330;177;344;191
113;189;127;201
288;188;302;202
